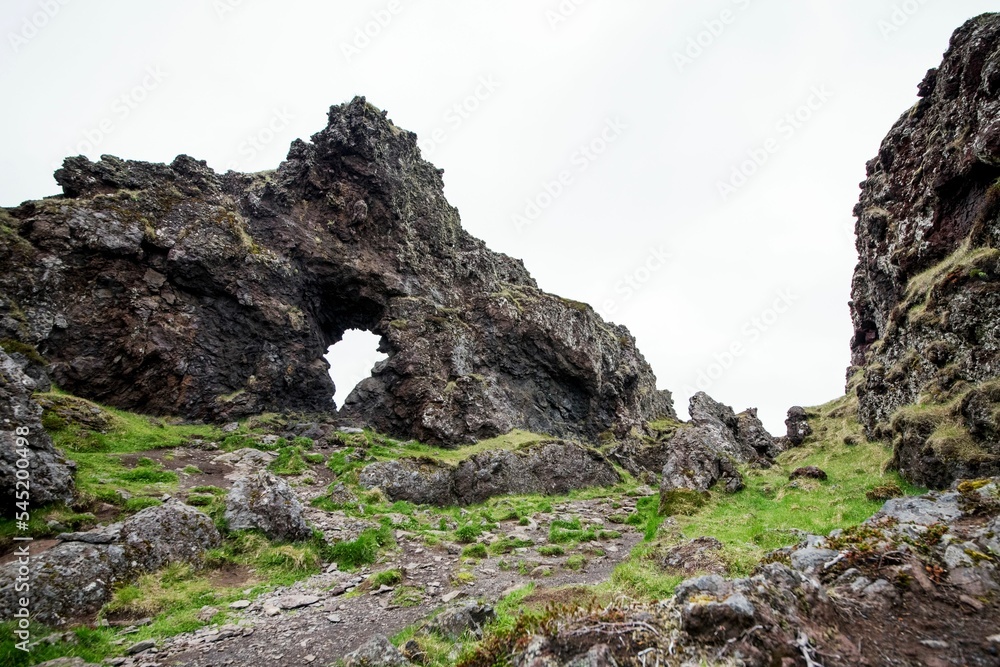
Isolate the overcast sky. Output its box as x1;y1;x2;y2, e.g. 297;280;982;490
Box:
1;2;995;434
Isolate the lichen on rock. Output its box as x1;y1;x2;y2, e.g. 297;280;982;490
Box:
0;97;673;447
849;14;1000;487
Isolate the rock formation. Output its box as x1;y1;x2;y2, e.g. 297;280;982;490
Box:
0;499;220;624
357;440;620;506
0;97;672;447
225;470;312;541
0;348;74;505
849;13;1000;486
658;393;774;515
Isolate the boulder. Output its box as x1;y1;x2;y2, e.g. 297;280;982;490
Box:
0;500;219;624
119;498;221;572
224;470;312;541
658;393;761;515
0;349;75;507
0;541;126;624
342;635;410;667
425;601;495;639
451;441;620;505
871;493;963;527
736;408;780;459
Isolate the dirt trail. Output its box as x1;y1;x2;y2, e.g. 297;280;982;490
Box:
144;496;645;667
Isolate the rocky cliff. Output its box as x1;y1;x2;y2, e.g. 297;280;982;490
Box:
850;13;1000;487
0;97;673;446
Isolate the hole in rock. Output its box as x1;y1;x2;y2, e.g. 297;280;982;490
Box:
325;329;388;408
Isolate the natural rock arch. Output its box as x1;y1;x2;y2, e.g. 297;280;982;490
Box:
0;97;673;446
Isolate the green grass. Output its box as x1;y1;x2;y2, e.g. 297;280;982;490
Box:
269;445;308;475
548;518;598;544
0;622;117;666
395;429;549;465
488;536;533;555
660;397;921;575
537;545;565;557
609;544;686;600
368;568;404;588
454;522;490;543
607;394;926;599
206;531;321;586
392;585;424;607
41;391;221;454
321;523;395;570
461;543;488;559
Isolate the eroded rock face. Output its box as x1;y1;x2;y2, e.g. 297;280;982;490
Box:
358;440;620;506
0;349;74;506
849;14;1000;485
0;98;672;446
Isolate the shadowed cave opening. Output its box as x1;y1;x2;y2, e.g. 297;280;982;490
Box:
324;329;388;408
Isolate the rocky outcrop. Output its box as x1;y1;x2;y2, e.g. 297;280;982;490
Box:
849;14;1000;486
657;393;772;515
613;394;776;482
0;499;219;624
357;440;620;506
512;478;1000;666
784;405;811;446
0;349;74;506
0;98;673;446
225;471;312;541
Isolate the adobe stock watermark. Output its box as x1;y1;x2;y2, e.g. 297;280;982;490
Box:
63;66;168;157
211;0;249;20
673;0;754;73
419;75;501;159
716;85;833;201
513;117;627;232
341;0;403;63
878;0;931;39
8;0;71;53
10;423;34;652
545;0;588;30
680;288;797;396
225;108;295;172
597;246;672;320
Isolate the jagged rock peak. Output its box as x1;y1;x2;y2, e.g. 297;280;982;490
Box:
849;13;1000;486
0;97;673;446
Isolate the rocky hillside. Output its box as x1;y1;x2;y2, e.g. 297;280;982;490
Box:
850;13;1000;487
0;97;672;447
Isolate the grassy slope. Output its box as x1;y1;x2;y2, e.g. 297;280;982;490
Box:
1;391;922;666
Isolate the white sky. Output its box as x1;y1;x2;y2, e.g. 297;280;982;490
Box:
1;1;994;433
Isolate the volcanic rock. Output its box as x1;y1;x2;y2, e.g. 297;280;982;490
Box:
224;470;312;541
0;98;673;446
848;14;1000;485
358;440;620;506
0;348;75;506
